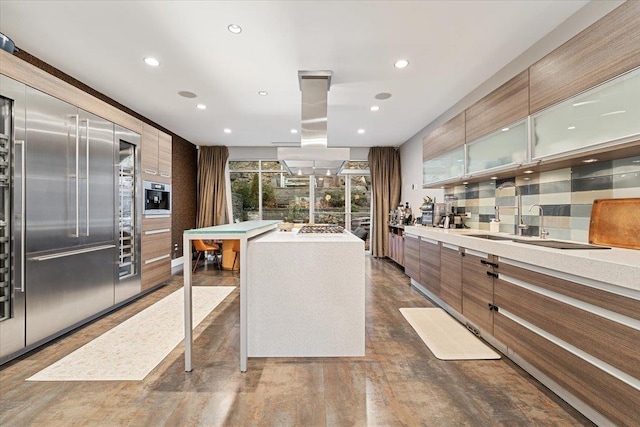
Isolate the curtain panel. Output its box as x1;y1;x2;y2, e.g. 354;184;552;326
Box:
196;145;229;228
368;147;401;257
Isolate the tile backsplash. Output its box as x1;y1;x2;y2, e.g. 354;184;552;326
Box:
449;155;640;242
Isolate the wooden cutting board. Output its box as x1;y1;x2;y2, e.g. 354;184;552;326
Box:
589;198;640;250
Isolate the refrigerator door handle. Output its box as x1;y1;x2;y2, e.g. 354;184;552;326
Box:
71;114;79;238
15;139;25;292
28;244;116;261
83;118;90;237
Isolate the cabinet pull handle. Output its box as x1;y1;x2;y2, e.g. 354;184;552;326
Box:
144;168;157;175
481;259;498;268
486;271;499;279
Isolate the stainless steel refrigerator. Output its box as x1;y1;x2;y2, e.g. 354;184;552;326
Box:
0;75;141;362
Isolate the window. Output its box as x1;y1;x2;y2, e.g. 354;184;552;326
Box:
228;159;370;249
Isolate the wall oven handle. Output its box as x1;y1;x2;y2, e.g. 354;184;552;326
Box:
15;139;25;292
29;244;116;261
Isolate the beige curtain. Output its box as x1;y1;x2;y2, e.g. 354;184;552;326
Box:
196;146;229;228
368;147;401;257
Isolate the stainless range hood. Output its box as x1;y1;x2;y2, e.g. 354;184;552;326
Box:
278;70;349;175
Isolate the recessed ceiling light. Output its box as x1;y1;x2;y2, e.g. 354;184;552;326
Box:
501;127;509;132
298;169;302;176
523;177;531;181
228;24;242;34
196;104;207;110
357;129;365;134
370;106;380;111
462;182;469;185
523;170;534;174
490;176;498;180
290;129;298;134
224;128;232;134
326;169;331;176
258;91;268;96
567;126;576;130
394;59;409;69
178;91;197;98
143;57;160;67
374;92;392;100
582;158;598;163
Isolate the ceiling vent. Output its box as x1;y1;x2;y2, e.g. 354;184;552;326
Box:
278;70;349;175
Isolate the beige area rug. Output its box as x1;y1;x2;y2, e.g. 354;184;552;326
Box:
27;286;235;381
400;307;500;360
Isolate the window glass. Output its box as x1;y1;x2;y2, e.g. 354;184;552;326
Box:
230;172;260;221
229;161;259;171
315;176;346;226
349;174;371;250
262;172;310;222
261;161;283;171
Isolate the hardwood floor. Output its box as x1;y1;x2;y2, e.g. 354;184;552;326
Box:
0;256;594;426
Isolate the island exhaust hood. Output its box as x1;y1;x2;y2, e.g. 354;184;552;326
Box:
278;70;349;175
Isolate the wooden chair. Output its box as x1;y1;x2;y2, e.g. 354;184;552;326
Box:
193;239;221;273
232;240;240;271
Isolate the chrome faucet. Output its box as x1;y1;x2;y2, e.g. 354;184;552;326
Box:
495;182;528;236
529;204;549;239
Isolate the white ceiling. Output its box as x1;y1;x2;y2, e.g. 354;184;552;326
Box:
1;1;589;148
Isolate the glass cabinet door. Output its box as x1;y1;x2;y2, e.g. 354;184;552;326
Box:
423;146;464;185
118;141;136;279
466;121;527;174
532;67;640;160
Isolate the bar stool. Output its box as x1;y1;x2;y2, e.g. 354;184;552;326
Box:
193;239;221;272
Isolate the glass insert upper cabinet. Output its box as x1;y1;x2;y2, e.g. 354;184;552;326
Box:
532;67;640;160
118;140;136;279
423;146;464;185
466;120;527;175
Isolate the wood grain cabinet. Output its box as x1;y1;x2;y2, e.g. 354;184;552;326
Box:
141;215;171;291
403;234;420;282
141;123;172;183
439;243;463;312
419;237;440;297
493;260;640;427
529;1;640;114
461;249;496;335
387;227;404;267
465;70;529;143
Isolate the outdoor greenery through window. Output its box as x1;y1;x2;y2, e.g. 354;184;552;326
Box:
229;160;371;249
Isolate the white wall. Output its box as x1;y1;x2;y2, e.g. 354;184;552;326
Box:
398;1;623;215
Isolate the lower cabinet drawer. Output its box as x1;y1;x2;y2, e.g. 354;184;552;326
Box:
141;255;171;291
142;230;171;260
494;313;640;427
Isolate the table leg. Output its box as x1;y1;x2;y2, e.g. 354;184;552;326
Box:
183;235;193;372
240;237;247;372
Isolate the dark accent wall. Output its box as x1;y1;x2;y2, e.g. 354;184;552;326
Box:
172;137;197;258
16;49;199;258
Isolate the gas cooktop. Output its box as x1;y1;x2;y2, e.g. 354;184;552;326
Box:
297;225;345;234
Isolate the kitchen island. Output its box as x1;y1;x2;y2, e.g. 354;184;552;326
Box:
246;226;365;357
183;220;280;372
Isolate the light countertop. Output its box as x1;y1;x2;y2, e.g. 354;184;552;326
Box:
252;228;364;244
405;226;640;292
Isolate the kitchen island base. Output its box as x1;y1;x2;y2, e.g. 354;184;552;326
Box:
247;229;365;357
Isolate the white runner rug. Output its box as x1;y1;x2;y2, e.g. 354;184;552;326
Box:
27;286;235;381
400;307;500;360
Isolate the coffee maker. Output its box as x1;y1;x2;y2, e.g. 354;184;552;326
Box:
421;203;435;226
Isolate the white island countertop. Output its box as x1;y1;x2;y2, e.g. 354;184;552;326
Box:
405;226;640;292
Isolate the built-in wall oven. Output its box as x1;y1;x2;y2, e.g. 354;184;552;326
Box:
144;181;171;215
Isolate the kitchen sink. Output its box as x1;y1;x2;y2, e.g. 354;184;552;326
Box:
466;234;515;241
512;240;611;250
